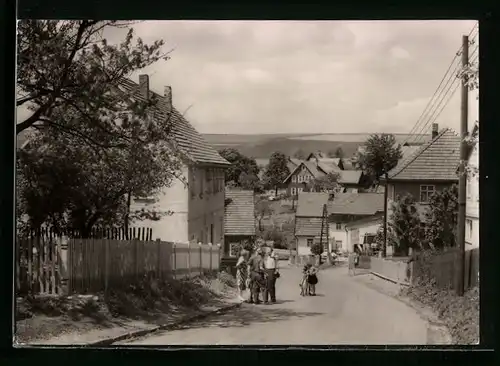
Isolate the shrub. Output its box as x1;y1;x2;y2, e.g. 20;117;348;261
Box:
424;185;458;249
310;242;322;256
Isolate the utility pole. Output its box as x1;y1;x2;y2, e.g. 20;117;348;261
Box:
456;35;469;296
382;173;389;257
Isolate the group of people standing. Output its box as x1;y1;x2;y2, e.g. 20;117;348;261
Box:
235;246;279;304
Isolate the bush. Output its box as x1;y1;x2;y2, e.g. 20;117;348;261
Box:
403;249;479;345
310;243;322;256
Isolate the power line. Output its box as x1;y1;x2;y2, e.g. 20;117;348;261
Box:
411;50;478;145
401;24;478;145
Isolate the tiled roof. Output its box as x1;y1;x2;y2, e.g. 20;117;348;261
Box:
327;192;384;216
387;128;460;181
317;161;342;174
224;189;256;236
295;217;324;237
119;78;230;167
338;170;363;184
296;192;329;217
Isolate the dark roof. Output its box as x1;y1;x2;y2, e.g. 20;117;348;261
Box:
345;212;384;229
296;192;329;217
119;78;230;167
338;170;363;184
295;217;324;237
327;192;384;216
224;189;256;236
387;128;460;181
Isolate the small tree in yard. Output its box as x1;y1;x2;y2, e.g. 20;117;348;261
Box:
255;199;273;232
388;194;426;256
424;185;459;250
310;242;323;262
263;152;290;195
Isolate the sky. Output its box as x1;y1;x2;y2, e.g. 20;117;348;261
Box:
18;20;479;135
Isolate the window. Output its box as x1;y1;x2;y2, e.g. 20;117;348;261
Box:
335;240;342;249
298;175;303;183
291;187;297;196
307;238;313;247
419;185;436;202
298;187;303;193
292;175;297;183
335;223;342;230
229;243;240;257
302;165;306;171
466;219;473;240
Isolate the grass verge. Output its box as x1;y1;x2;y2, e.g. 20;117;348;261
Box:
15;271;237;344
401;284;479;344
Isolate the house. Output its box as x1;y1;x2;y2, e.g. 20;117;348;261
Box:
327;192;384;252
224;189;256;257
465;123;479;248
283;159;364;196
382;123;461;214
125;75;231;244
344;212;384;254
294;192;330;255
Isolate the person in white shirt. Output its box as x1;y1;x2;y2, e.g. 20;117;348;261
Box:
263;248;279;304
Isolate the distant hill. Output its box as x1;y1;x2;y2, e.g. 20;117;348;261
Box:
204;133;427;159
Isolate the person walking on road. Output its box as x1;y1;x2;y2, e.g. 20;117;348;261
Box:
235;249;249;302
247;248;265;304
263;248;279;304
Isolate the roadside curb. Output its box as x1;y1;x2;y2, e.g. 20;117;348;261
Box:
87;301;243;346
370;271;410;287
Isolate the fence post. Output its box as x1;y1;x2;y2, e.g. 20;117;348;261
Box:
198;242;203;276
209;243;213;272
187;242;191;278
157;239;162;280
134;238;139;280
173;242;177;279
104;239;110;300
217;243;222;271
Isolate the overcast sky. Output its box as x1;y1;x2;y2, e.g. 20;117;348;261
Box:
19;20;479;135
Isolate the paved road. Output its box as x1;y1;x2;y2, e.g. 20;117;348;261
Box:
120;263;428;345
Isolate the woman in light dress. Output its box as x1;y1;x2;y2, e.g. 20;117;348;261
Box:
236;249;250;301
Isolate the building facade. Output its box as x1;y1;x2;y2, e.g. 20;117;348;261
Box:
128;75;230;244
465;126;479;248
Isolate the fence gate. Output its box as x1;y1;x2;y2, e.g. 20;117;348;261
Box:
16;235;63;295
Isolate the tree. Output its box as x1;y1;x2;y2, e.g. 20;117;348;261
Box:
294;149;306;160
17;20;172;147
424;185;459;250
310;172;340;193
255;198;273;232
310;242;322;256
263;152;290;195
17;124;182;237
387;194;426;256
218;148;260;186
359;134;402;185
238;171;263;193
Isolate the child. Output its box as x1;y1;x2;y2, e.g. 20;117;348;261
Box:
307;264;319;296
299;264;310;296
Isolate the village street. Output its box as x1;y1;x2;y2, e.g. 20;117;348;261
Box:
119;263;428;345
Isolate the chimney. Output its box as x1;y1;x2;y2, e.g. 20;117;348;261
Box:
164;86;172;109
139;74;149;100
432;123;439;139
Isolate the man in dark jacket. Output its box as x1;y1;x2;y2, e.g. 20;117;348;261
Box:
247;248;265;304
